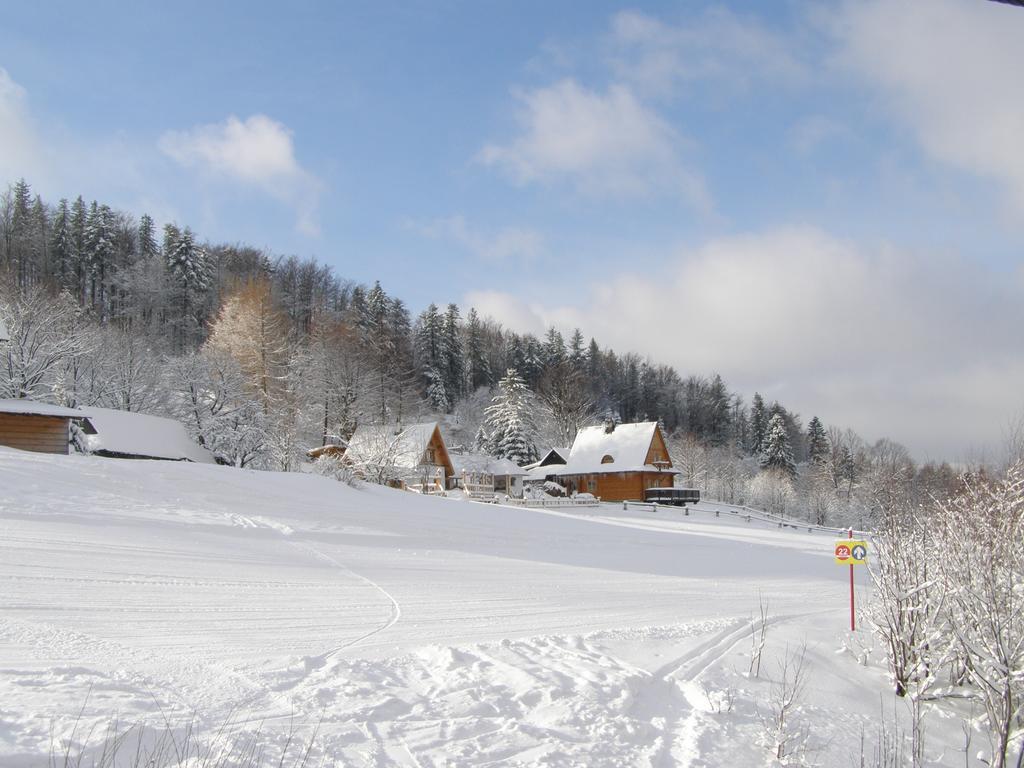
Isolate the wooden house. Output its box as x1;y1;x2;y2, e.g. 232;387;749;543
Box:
342;422;454;493
527;421;677;502
0;399;84;455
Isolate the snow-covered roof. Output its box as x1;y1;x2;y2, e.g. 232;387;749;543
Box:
527;421;676;477
450;452;527;476
0;399;85;419
81;407;215;463
522;446;570;470
345;422;448;470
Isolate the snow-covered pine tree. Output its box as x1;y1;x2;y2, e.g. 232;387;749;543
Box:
8;179;32;286
137;214;158;261
30;195;49;285
164;225;210;349
543;327;565;369
806;416;829;465
482;368;537;465
707;373;731;446
568;328;585;369
425;366;450;413
415;303;448;410
442;303;463;406
84;202;116;316
51;199;73;291
69;196;87;303
760;413;797;479
750;392;767;455
464;307;490;391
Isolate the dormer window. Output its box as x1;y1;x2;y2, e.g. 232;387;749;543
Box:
601;454;614;464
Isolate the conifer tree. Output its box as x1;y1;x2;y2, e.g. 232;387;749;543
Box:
30;195;48;284
442;303;463;405
806;416;829;465
164;225;210;349
760;413;797;479
137;214;158;261
51;199;73;291
464;307;490;390
9;179;33;286
415;303;448;411
482;368;538;465
750;393;768;455
543;327;565;369
568;329;585;369
69;197;87;302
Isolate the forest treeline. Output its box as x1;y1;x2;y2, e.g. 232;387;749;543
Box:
0;178;973;524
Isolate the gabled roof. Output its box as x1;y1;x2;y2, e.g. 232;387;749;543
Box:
81;407;215;463
0;398;86;419
530;421;676;477
451;452;527;476
521;446;569;471
345;421;451;472
570;422;661;467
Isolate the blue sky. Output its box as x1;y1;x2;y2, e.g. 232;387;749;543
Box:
2;0;1023;459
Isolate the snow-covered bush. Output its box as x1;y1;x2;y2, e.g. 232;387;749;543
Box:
312;453;359;487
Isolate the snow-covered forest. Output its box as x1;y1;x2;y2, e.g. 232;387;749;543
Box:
0;178;967;525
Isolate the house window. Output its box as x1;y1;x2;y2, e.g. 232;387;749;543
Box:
427;448;436;464
588;477;597;493
601;454;614;464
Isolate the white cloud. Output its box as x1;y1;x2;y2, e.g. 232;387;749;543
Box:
159;115;321;235
833;0;1024;215
609;8;807;98
411;215;544;263
0;68;52;185
466;228;1024;461
479;79;709;209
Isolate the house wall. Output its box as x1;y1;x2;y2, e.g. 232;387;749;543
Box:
644;429;671;466
0;414;70;454
423;428;454;480
560;471;672;502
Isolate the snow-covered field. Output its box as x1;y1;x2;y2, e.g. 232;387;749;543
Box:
0;447;972;766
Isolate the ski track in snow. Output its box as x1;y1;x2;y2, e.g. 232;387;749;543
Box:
291;541;403;660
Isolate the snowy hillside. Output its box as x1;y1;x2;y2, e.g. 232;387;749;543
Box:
0;448;973;766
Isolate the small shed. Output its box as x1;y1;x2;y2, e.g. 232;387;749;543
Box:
451;452;528;498
79;407;215;463
0;399;84;455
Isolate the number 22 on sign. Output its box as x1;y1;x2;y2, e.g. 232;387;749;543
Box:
835;531;867;631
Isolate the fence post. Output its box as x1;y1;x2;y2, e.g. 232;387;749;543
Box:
623;501;628;511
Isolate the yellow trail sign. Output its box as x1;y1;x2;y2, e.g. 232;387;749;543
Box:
834;540;867;565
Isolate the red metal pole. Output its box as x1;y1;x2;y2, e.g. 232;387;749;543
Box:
849;527;855;632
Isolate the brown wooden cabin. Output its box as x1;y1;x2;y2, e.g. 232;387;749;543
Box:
529;421;677;502
0;399;86;455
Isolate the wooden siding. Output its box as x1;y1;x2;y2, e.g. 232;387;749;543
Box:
422;425;455;479
644;427;672;467
0;414;70;455
559;471;673;502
